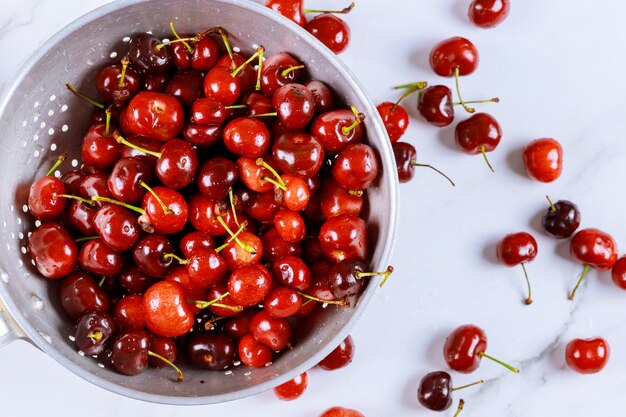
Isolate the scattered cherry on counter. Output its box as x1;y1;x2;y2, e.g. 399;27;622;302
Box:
273;372;308;401
542;196;581;239
497;232;538;305
523;138;563;183
565;337;610;374
418;371;482;411
469;0;510;28
569;228;618;300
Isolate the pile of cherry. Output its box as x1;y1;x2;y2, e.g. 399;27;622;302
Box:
25;19;395;384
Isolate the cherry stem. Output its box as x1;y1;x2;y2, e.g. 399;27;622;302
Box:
546;195;557;212
255;47;264;91
139;181;172;215
452;97;499;106
477;352;520;373
228;188;240;228
216;27;236;70
454;66;475;114
155;36;197;51
202;315;226;331
411;163;456;187
97;276;106;287
169;21;193;54
355;266;394;287
75;235;99;243
90;195;146;215
214;220;248;253
281;65;305;79
211;303;243;312
114;132;162;159
117;56;130;88
193;292;228;309
452;399;465;417
215;215;256;254
521;263;533;305
232;45;264;78
225;104;248;110
392;82;427;110
147;351;184;382
86;331;103;340
304;2;355;14
65;83;105;109
569;264;591;300
296;291;350;306
249;112;278;118
57;194;95;205
480;145;495;173
45;154;66;177
392;81;428;90
348;189;363;197
256;158;286;188
104;107;112;136
341;105;366;136
451;380;484;392
162;253;188;265
262;176;287;191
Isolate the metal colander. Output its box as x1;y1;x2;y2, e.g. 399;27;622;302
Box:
0;0;397;404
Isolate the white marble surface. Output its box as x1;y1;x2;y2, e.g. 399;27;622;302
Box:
2;0;626;416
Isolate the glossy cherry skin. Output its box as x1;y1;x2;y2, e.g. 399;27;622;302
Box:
570;228;618;270
141;186;188;234
272;256;311;290
168;39;192;69
79;173;113;201
274;209;306;243
132;234;175;278
166;267;206;312
611;257;626;290
260;52;303;96
96;64;140;103
93;204;142;252
165;70;204;106
273;83;316;130
111;330;150;376
417;371;453;411
149;336;178;368
74;311;116;355
455;113;502;154
81;124;120;169
188;194;236;236
320;176;363;218
119;136;161;166
318;335;355;370
143;280;194;337
221;232;263;271
443;324;487;373
307;14;350;54
191;97;227;125
197;157;238;200
113;295;146;331
244;92;275;118
28;222;78;279
224;309;256;340
273;132;325;178
107;157;153;203
228;264;272;307
155;139;199;189
319;407;364;417
305;80;335;113
278;174;311;211
125;92;184;141
332;143;379;190
329;259;366;299
565;337;610;374
392;142;418;183
217;53;257;94
262;227;302;263
319;215;368;263
542;200;581;239
28;176;67;221
184;248;227;288
187;332;236;370
238;334;273;368
311;109;363;153
274;372;308;401
418;85;454;127
247;191;281;224
118;265;153;294
266;0;306;27
236;157;273;193
61;170;87;195
223;117;271;158
249;310;291;351
376;102;408;142
203;65;241;106
68;200;97;235
523;138;563;183
469;0;510;28
79;238;125;277
497;232;538;266
179;231;215;258
191;35;220;71
430;37;479;77
264;287;302;318
142;73;168;92
60;272;111;321
128;33;171;74
306;261;334;300
183;123;223;147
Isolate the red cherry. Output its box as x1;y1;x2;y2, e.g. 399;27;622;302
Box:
266;0;306;27
319;215;368;263
118;265;154;294
125;92;184;142
274;372;308;401
430;37;479;77
28;176;67;221
569;228;619;300
497;232;538;305
128;33;171;74
81;124;120;169
311;108;364;153
273;132;325;178
107;157;153;203
143;280;194;337
59;272;111;321
191;35;220;71
221;231;263;271
332;143;379;190
217;53;257;94
307;14;350;54
469;0;510;28
28;222;78;279
92;204;142;251
320;176;363;218
79;172;113;201
455;113;502;172
318;335;354;370
203;66;241;105
319;407;365;417
228;264;272;307
264;287;302;318
191;97;227;125
376;102;409;142
565;337;610;374
611;257;626;290
247;192;282;225
274;209;306;243
272;83;316;130
238;334;273;368
262;227;302;263
149;336;178;368
179;231;215;259
523;138;563;183
278;174;311;211
205;284;243;317
68;200;97;235
272;256;311;290
188;194;236;236
223;117;271;158
305;80;336;113
444;324;518;374
167;36;192;69
141;186;188;234
183;123;223;147
132;234;175;278
165;70;204;106
110;330;150;376
249;310;291;351
60;169;87;196
113;295;146;331
260;52;303;96
418;85;454;127
95;63;140;103
224;308;256;340
165;267;206;312
78;238;125;277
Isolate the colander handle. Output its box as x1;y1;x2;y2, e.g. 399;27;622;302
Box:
0;298;22;348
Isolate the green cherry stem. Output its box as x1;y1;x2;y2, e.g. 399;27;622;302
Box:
216;27;236;70
65;83;105;109
452;97;499;107
454;66;475;114
296;291;350;306
90;195;145;215
355;266;394;287
162;253;188;265
477;352;520;373
155;36;198;51
75;235;99;243
569;264;592;300
86;331;103;340
215;215;256;254
104;107;112;136
57;194;94;205
249;112;278;118
228;188;240;228
480;145;495;173
193;292;228;309
304;2;355;14
256;158;286;187
114;132;162;159
281;65;305;79
97;276;106;287
452;399;465;417
521;263;533;305
45;154;66;177
546;195;557;212
451;380;484;392
411;162;456;187
169;21;193;54
147;351;184;382
391;81;427;110
232;45;264;78
117;56;130;88
139;180;172;215
392;81;428;90
341;105;366;136
214;221;248;253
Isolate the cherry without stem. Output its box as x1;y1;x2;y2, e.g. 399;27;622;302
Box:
565;337;610;374
274;372;308;401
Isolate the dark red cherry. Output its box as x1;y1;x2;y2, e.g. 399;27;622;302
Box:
61;170;87;196
430;37;479;77
92;204;142;252
187;332;236;370
180;230;215;259
68;200;97;235
125;92;184;142
261;227;302;263
28;222;78;279
197;157;238;200
249;310;291;351
305;80;335;113
154;139;198;189
247;191;281;224
165;70;204;106
272;132;324;178
318;335;354;370
118;265;154;294
311;109;364;153
128;33;171;74
113;294;146;331
417;371;454;411
455;112;502;172
418;85;454;127
332;143;379;190
119;136;161;166
542;198;581;239
272;83;316;130
107;157;153;203
319;215;368;263
132;234;175;278
191;35;220;71
260;52;303;96
78;238;125;276
110;330;150;376
307;14;350;54
142;73;169;92
167;38;192;69
149;336;178;367
74;311;115;355
243;92;275;118
183;123;223;147
79;172;113;201
191;97;228;125
223;117;271;158
143;280;194;337
272;256;311;290
320;176;363;218
469;0;510;28
60;272;111;321
96;63;140;102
